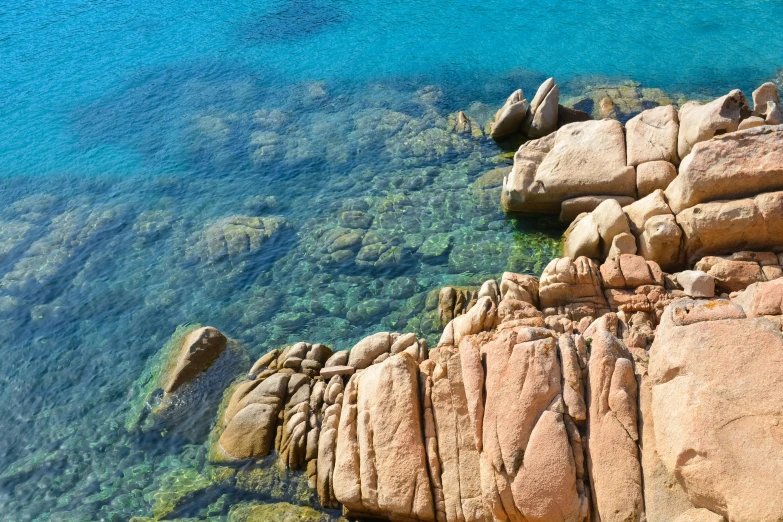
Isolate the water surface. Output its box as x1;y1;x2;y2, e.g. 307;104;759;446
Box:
1;0;781;519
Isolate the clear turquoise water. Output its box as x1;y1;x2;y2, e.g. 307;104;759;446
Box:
0;0;781;519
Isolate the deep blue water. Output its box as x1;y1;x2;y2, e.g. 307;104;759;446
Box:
1;0;782;520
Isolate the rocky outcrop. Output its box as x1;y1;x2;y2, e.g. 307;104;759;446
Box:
666;125;783;214
131;80;783;522
650;299;783;522
489;89;529;139
521;77;560;138
490;78;560;141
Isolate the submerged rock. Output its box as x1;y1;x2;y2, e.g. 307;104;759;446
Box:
188;215;292;270
228;502;338;522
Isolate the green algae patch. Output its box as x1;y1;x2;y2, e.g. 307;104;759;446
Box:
125;324;202;432
228;502;341;522
150;468;213;520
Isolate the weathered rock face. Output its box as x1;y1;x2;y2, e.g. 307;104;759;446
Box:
666;125;783;214
215;341;335;472
165;326;227;394
626;105;680;166
481;327;587;522
539;256;610;320
333;352;435;521
502;120;636;213
521;77;560;139
490;89;529;139
677;89;749;159
585;326;644;522
649;299;783;522
677;190;783;263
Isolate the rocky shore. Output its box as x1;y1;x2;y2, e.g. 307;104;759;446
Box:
126;78;783;522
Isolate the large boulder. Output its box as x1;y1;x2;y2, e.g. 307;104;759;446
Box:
649;299;783;522
626;105;680;166
502;120;636;213
694;256;766;293
563;213;601;260
126;325;244;438
333;352;435;520
666;126;783;214
164;326;227;394
638;214;682;272
677;90;749;159
346;332;391;369
676;190;783;263
752;82;780;117
622;189;672;235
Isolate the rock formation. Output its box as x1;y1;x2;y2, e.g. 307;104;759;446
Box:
136;80;783;522
489;78;590;142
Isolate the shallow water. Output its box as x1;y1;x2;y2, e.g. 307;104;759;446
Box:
1;0;781;520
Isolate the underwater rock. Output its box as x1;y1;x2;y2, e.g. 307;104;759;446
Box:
188;215;292;270
0;203;128;297
418;233;452;260
228;501;337;522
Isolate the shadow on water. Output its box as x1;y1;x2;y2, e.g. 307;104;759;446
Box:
239;0;345;43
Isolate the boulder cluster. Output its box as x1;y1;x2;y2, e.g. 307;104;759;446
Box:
136;80;783;522
502;81;783;276
184;247;783;522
